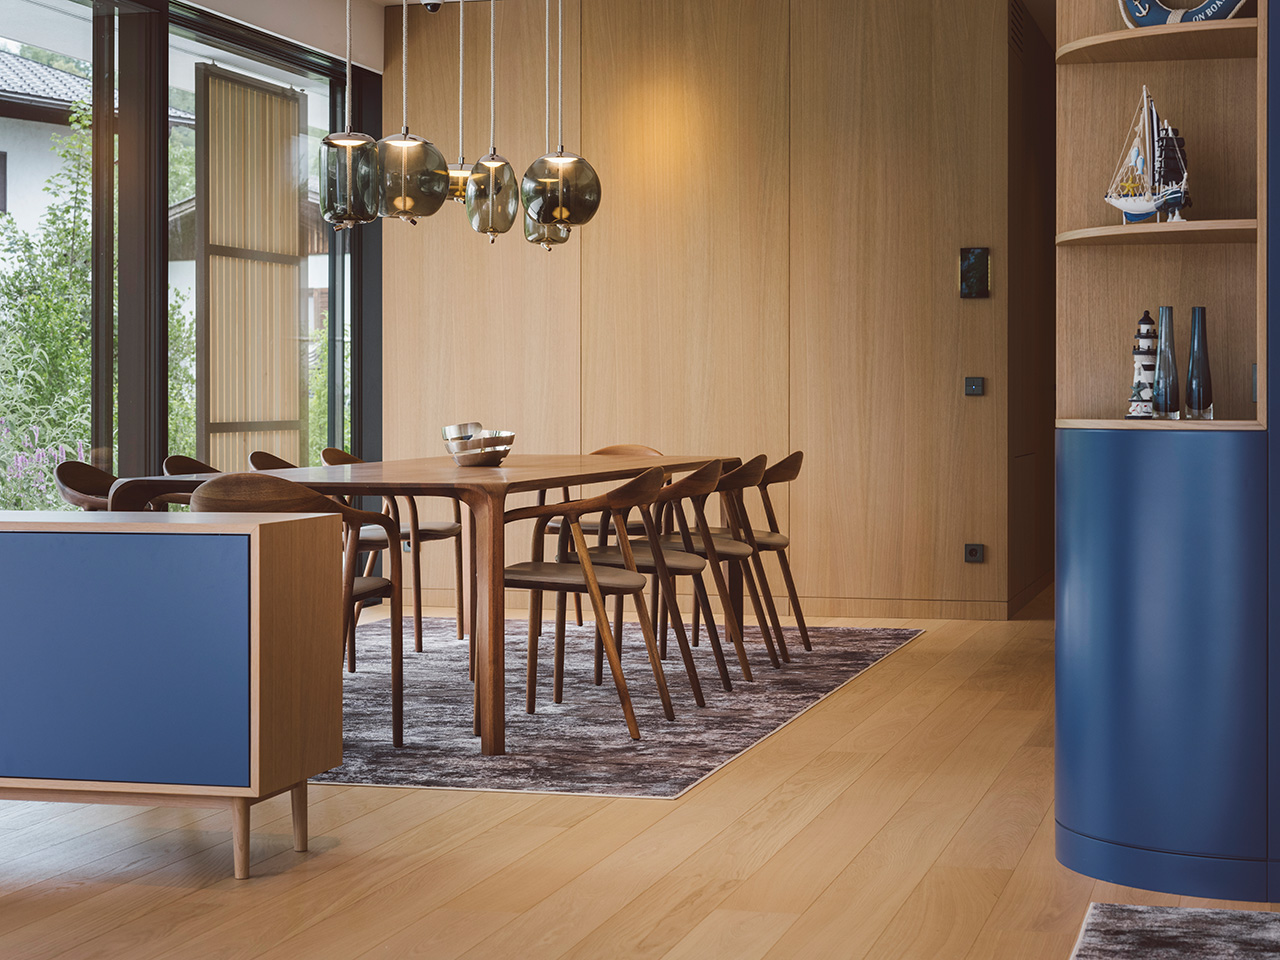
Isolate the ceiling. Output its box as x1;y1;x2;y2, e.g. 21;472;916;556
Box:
377;0;1058;49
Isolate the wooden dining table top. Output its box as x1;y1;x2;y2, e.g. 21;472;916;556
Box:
109;453;724;507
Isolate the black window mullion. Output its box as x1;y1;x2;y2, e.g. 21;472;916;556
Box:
90;2;116;473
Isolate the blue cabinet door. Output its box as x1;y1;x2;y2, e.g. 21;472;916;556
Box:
1057;429;1267;862
0;532;251;787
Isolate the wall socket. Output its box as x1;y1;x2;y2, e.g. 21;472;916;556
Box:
964;543;985;564
965;377;985;397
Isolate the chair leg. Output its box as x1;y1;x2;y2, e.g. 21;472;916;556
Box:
573;592;584;627
741;559;782;668
691;600;701;646
571;525;641;739
554;589;568;703
231;798;251;880
290;781;308;853
653;566;705;708
750;550;791;663
526;591;541;714
346;608;357;673
631;590;675;721
693;574;733;691
657;589;669;660
650;575;660;640
776;549;812;651
704;557;754;682
453;532;465;640
613;594;625;653
411;537;423;654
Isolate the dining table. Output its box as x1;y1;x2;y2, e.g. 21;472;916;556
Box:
107;453;718;755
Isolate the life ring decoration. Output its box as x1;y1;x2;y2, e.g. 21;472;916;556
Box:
1119;0;1249;28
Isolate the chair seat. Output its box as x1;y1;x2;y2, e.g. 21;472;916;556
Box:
659;533;754;560
587;542;706;576
504;561;647;595
546;516;648;538
353;576;394;602
704;526;789;550
357;520;462;549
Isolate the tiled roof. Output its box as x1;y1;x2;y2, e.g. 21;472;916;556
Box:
0;49;194;123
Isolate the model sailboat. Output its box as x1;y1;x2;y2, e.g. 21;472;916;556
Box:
1104;86;1191;225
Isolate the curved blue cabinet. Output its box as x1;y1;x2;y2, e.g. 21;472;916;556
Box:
1056;427;1269;900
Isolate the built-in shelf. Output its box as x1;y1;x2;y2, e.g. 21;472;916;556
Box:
1056;219;1258;247
1056;418;1265;431
1056;19;1258;65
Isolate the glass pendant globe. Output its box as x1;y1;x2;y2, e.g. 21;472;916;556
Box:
447;163;470;203
377;133;449;224
465;154;520;241
521;151;601;226
524;215;571;250
320;131;378;229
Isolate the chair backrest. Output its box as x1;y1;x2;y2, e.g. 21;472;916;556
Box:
652;460;722;504
163;455;219;476
54;460;117;511
190;473;385;530
248;450;297;471
321;447;363;466
590;444;663;457
760;451;803;487
508;467;667;525
715;455;768;492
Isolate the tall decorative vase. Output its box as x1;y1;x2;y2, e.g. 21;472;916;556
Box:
1152;305;1180;420
1186;306;1214;420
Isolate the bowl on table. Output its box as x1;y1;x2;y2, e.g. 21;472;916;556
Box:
444;427;516;466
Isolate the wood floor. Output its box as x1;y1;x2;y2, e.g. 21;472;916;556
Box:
0;588;1271;959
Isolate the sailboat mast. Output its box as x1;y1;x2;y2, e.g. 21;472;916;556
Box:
1143;85;1153;194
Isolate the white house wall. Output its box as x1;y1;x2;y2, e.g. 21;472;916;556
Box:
0;116;64;235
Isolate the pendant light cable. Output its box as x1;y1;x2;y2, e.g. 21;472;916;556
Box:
345;0;353;130
489;0;496;156
545;0;550;151
401;0;408;133
557;0;563;152
458;0;465;163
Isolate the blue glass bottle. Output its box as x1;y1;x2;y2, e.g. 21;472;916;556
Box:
1185;306;1214;420
1152;305;1180;420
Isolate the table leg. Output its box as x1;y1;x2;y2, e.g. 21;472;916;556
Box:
463;491;506;755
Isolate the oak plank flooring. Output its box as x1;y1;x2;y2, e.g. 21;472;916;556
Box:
1;588;1274;960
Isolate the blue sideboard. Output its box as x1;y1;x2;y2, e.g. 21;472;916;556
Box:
1056;427;1270;900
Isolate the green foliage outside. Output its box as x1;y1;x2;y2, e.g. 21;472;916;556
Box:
0;106;198;508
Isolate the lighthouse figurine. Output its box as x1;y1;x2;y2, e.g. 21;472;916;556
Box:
1127;310;1157;419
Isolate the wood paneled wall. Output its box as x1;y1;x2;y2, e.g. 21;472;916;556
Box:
384;0;1055;619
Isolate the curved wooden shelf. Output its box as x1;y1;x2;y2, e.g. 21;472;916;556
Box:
1056;219;1258;247
1056;419;1264;431
1056;19;1258;65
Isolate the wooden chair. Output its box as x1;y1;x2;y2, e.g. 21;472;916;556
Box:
506;467;673;739
54;461;118;512
321;448;466;654
247;450;297;471
189;472;407;746
537;444;664;630
704;452;812;652
660;455;785;670
163;455;219;476
578;460;730;706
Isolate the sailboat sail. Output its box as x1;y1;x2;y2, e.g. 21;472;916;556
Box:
1104;86;1190;225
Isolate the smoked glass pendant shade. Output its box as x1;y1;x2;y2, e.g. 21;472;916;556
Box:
376;132;449;223
320;130;378;230
524;215;571;250
447;163;470;203
465;154;520;241
521;152;601;226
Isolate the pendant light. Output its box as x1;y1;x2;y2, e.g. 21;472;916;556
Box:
465;0;519;242
525;0;570;250
320;0;378;230
377;0;449;224
521;0;601;230
446;0;469;203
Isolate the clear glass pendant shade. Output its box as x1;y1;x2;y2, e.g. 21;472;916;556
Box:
320;131;379;229
447;163;470;203
377;132;449;223
465;154;520;240
524;214;571;249
521;152;601;226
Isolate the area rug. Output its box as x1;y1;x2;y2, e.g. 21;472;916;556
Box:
1071;903;1280;959
311;617;922;798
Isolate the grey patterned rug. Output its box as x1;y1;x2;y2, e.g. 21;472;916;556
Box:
1072;903;1280;959
312;617;922;798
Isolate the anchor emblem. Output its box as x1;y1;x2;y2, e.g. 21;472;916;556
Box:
1134;1;1150;14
